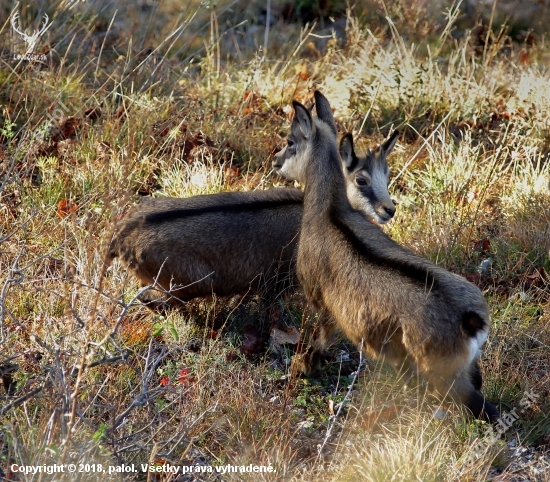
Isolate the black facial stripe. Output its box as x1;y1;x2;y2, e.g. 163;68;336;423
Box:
145;198;303;223
357;185;375;200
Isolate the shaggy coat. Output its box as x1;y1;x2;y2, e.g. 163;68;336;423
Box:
295;91;498;422
108;189;303;305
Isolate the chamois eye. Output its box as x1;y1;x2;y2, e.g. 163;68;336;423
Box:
286;139;296;154
355;176;369;186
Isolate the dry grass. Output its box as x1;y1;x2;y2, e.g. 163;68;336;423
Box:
1;0;549;480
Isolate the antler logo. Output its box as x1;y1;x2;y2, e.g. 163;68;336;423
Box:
11;12;50;60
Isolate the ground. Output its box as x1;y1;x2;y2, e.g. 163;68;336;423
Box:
0;0;549;481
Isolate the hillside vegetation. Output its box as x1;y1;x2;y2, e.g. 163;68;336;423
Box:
1;0;549;480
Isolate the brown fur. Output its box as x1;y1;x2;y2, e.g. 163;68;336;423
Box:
293;91;499;422
108;189;303;307
109;99;396;310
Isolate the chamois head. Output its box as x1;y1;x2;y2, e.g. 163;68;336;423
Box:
339;131;398;224
272;91;337;183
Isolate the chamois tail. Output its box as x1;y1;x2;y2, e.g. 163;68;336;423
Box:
461;311;487;338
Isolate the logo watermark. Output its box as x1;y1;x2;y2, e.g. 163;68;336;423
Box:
11;12;51;62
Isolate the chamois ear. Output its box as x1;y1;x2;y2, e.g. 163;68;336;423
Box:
314;90;337;137
339;133;357;170
292;100;313;139
382;130;399;157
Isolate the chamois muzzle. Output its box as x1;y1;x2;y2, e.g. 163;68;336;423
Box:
378;203;396;221
371;199;396;224
272;147;286;172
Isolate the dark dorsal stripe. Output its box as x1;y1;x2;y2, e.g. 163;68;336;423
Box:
145;197;303;224
328;208;439;289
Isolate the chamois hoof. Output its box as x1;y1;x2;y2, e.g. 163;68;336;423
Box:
291;352;322;378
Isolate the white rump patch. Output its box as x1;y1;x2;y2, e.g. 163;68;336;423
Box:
467;326;489;366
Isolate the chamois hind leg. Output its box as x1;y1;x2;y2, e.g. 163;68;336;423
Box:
382;328;421;390
137;287;172;314
292;308;337;377
470;359;483;391
393;356;425;392
422;368;499;423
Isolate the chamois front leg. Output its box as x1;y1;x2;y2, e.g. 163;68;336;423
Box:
292;308;336;377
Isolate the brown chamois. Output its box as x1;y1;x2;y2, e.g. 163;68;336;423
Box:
290;90;498;422
108;189;303;308
108;100;397;309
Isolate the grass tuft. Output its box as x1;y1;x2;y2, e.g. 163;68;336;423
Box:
1;1;550;480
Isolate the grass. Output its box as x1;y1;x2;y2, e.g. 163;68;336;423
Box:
1;0;549;480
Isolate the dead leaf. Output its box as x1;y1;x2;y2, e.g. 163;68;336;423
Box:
523;267;547;290
473;238;491;252
57;199;78;217
178;367;196;385
50;117;80;142
84;106;101;120
240;325;263;355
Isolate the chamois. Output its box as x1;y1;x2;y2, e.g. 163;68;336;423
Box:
108;100;397;309
108;189;303;307
290;91;498;422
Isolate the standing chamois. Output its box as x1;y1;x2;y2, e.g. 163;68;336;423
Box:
108;99;397;309
288;91;498;422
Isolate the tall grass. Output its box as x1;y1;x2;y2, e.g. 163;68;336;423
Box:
1;0;549;480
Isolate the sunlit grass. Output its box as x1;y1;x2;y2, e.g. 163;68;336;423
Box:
1;0;549;480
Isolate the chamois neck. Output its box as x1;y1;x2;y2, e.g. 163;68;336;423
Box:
303;131;348;216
